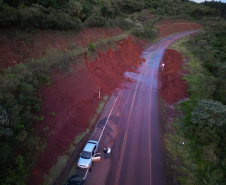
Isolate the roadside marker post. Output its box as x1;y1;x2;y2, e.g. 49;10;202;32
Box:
99;90;100;99
162;63;165;71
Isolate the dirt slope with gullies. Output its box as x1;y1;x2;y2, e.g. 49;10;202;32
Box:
28;36;146;185
0;20;203;184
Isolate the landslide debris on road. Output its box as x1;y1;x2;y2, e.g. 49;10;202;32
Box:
28;36;145;185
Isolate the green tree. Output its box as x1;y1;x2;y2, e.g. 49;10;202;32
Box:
67;0;83;18
85;5;106;27
188;100;226;145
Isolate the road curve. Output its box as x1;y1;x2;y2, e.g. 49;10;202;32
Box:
81;30;201;185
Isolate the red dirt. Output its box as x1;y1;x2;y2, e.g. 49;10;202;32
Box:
0;20;202;184
159;49;188;103
157;20;203;38
28;36;145;185
0;27;123;70
155;19;189;27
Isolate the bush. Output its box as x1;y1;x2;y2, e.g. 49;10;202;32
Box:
142;26;157;40
132;22;144;38
88;40;96;52
85;14;106;27
115;17;134;30
0;136;45;184
19;4;82;30
53;11;82;30
67;0;83;18
138;18;159;40
185;74;217;99
214;79;226;105
123;18;134;29
197;40;208;48
0;105;10;126
105;18;116;27
188;100;226;145
0;2;20;27
19;5;45;28
0;63;42;139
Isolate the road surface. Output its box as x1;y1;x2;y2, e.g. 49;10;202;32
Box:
60;30;200;185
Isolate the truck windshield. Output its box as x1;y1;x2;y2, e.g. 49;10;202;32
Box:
81;151;91;159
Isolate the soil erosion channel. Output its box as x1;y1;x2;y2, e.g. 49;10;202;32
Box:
72;30;201;185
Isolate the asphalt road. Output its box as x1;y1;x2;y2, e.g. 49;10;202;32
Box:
61;30;201;185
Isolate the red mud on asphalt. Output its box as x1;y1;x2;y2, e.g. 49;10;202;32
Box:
28;37;145;185
159;49;188;103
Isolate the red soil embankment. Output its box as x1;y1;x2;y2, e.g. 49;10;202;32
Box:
156;19;203;38
28;36;145;185
159;49;188;103
155;19;189;27
0;21;203;184
0;27;123;70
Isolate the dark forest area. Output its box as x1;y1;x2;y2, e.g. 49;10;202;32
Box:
202;0;226;19
0;0;221;29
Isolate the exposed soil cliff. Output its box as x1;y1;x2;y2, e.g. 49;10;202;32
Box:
0;21;203;184
28;36;145;185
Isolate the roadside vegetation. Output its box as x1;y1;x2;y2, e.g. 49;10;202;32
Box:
164;24;226;184
0;0;226;184
202;1;226;19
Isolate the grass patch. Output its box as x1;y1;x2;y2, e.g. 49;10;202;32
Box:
170;35;191;51
85;33;129;60
163;104;203;184
95;34;128;51
170;37;206;77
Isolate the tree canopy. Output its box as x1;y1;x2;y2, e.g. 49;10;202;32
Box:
0;0;222;28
